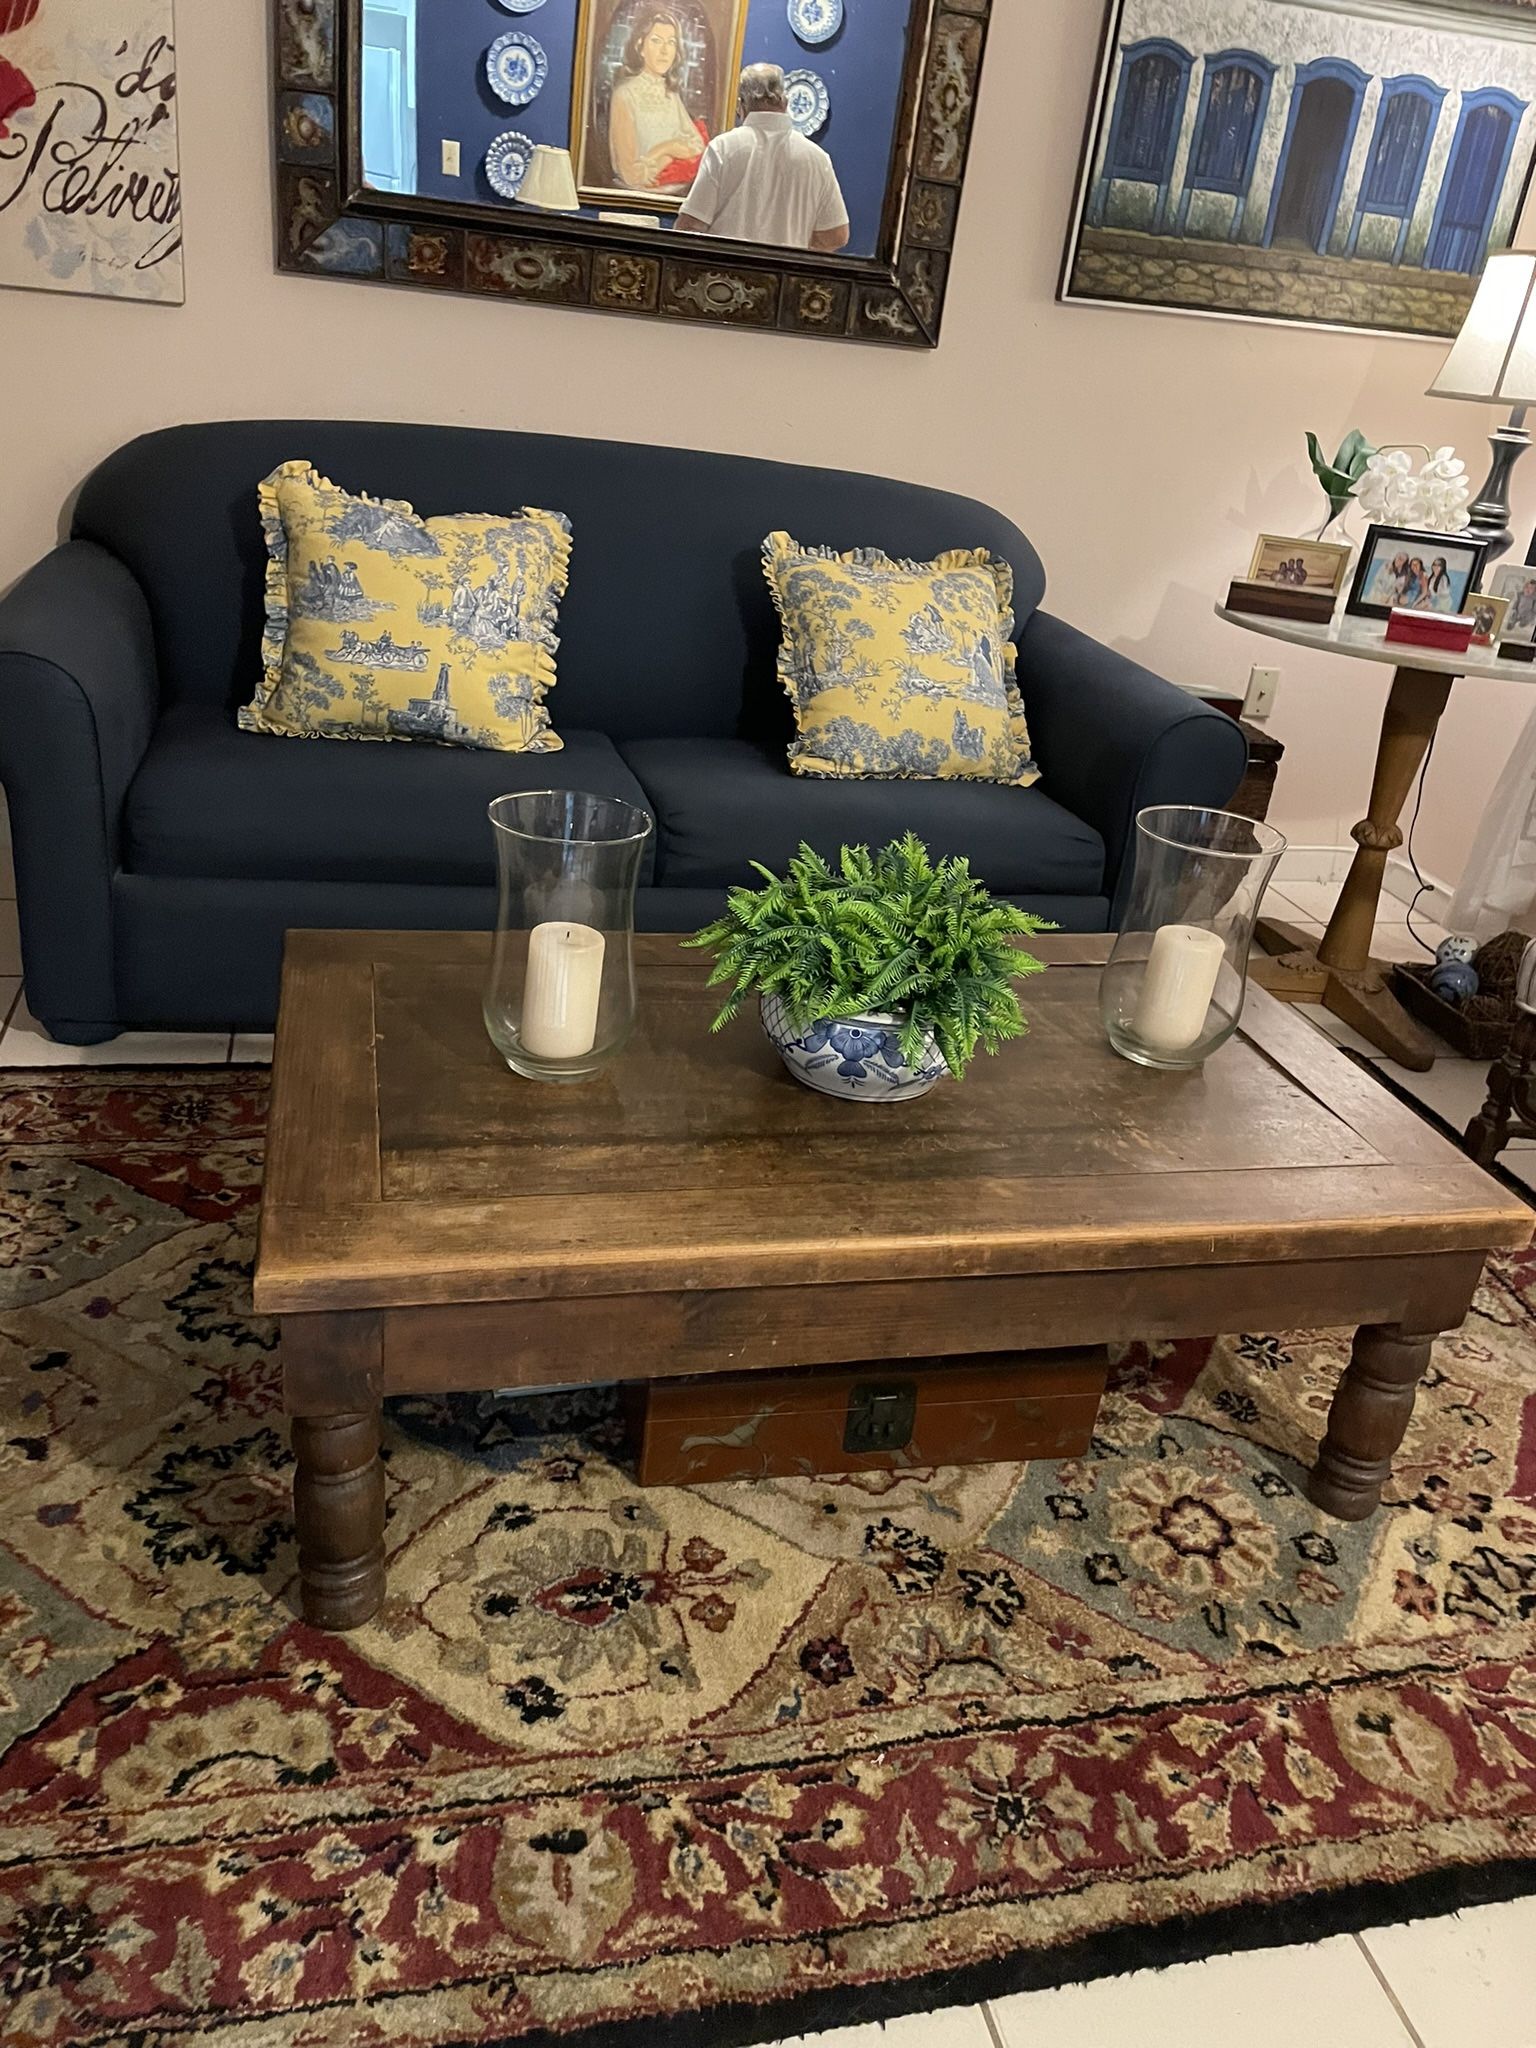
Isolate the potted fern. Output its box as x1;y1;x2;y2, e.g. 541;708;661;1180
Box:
686;835;1051;1102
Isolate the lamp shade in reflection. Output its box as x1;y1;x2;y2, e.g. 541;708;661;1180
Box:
518;146;580;212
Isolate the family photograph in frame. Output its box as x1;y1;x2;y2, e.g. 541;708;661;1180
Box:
570;0;751;212
1061;0;1536;339
1346;525;1487;621
1488;561;1536;656
1248;535;1352;594
1469;593;1510;651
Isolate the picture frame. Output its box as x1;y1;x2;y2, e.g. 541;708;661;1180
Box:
0;0;183;304
570;0;752;215
1060;0;1536;341
1345;526;1489;622
1247;535;1353;596
1487;562;1536;655
1468;592;1510;650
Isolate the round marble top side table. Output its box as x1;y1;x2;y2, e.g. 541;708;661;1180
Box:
1215;604;1536;1071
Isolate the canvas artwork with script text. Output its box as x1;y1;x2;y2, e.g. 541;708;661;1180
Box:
0;0;181;301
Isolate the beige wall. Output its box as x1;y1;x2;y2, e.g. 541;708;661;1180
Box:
3;0;1532;887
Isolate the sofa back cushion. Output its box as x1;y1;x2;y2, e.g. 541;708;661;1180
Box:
71;421;1046;743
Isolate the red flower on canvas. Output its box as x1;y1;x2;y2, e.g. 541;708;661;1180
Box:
0;0;42;37
0;55;34;139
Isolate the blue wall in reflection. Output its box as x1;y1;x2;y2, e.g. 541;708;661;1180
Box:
395;0;913;258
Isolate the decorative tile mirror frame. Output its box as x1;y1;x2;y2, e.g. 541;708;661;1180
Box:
272;0;991;349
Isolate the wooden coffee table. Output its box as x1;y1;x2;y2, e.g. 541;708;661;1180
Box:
252;931;1532;1630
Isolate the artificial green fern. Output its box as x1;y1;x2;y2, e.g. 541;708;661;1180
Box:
685;834;1052;1080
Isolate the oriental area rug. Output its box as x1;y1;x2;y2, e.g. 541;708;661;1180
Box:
0;1070;1534;2048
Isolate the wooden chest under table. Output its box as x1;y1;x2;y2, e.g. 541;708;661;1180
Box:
252;931;1532;1629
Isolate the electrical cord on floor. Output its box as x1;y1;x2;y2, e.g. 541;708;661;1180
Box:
1402;729;1440;958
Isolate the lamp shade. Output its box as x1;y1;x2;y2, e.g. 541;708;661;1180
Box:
518;145;580;212
1428;251;1536;405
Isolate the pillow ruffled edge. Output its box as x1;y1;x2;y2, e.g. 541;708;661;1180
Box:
760;530;1039;787
238;460;573;754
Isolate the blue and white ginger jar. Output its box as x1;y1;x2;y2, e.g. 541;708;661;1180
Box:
760;993;948;1102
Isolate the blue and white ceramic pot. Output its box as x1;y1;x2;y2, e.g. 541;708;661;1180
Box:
760;993;949;1102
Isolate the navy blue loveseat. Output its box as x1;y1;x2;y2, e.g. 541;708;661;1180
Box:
0;421;1245;1040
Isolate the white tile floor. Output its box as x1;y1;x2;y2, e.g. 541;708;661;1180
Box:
1;844;1532;2042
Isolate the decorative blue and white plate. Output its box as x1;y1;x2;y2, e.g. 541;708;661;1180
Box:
493;0;545;11
484;129;535;199
486;31;548;108
788;0;842;46
784;69;829;136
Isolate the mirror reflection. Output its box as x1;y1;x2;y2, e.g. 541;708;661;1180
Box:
360;0;912;259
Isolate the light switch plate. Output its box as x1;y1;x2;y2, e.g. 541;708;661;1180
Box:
442;139;461;177
1244;665;1280;720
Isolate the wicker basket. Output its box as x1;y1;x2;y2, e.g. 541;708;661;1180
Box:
1392;962;1514;1061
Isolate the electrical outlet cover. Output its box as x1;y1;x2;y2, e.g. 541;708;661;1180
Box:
1244;666;1280;720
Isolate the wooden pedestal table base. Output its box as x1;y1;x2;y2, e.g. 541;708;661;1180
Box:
1252;664;1450;1072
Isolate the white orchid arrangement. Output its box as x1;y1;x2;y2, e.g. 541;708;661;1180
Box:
1354;446;1473;534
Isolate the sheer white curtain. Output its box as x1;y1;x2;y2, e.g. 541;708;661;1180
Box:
1447;704;1536;938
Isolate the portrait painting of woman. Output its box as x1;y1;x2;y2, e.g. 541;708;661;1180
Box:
572;0;749;210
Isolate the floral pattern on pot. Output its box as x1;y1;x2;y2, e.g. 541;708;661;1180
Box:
760;993;948;1100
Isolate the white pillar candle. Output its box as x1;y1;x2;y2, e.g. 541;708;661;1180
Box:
521;921;605;1059
1133;923;1225;1054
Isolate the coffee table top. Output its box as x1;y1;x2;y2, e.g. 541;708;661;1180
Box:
252;931;1531;1315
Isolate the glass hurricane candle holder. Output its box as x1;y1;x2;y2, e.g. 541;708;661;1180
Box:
484;790;653;1083
1100;806;1286;1071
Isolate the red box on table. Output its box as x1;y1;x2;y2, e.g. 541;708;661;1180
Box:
1384;609;1475;653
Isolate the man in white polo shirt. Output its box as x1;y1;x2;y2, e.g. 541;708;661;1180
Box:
676;64;849;253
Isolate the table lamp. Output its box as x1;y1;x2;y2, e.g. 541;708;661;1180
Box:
517;145;580;213
1428;250;1536;565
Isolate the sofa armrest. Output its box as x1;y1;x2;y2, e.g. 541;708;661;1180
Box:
0;541;160;1034
1017;610;1248;920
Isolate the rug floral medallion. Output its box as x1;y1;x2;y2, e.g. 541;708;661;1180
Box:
0;1071;1533;2048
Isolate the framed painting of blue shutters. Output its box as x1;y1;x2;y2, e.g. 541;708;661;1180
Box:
1347;76;1446;261
1426;88;1528;274
1062;0;1536;339
1261;57;1369;256
1088;38;1192;229
1176;51;1274;237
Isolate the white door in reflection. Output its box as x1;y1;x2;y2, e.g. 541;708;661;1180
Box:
363;0;418;193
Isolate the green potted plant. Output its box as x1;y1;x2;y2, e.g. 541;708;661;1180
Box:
1306;427;1376;540
687;834;1051;1102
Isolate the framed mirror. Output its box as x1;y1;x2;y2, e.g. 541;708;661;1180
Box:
273;0;992;347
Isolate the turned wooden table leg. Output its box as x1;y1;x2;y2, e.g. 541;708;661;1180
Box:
282;1311;386;1629
292;1410;385;1628
1308;1323;1435;1521
1465;1007;1536;1167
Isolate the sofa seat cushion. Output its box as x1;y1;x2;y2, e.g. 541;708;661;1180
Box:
620;737;1103;896
126;704;657;887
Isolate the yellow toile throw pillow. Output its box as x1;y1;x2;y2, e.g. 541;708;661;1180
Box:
763;532;1038;785
240;462;571;752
